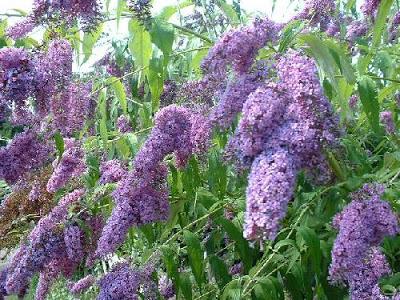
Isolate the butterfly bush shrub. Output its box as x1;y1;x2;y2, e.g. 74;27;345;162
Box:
1;0;400;299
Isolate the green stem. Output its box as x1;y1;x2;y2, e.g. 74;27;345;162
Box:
0;13;23;17
163;203;227;245
193;288;217;300
335;74;400;84
107;127;152;143
172;23;213;44
242;206;309;297
368;75;400;84
91;65;149;96
143;203;227;266
171;46;210;57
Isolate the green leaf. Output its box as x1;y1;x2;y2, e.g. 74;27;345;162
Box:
376;51;393;79
150;18;175;64
183;230;205;288
372;0;394;47
298;227;322;276
149;56;164;112
84;154;100;188
209;255;232;289
98;90;108;150
359;0;394;74
54;131;64;160
10;9;27;16
255;277;284;300
82;24;103;64
301;34;355;119
380;272;400;287
207;152;227;199
105;0;112;10
161;246;180;296
157;1;192;21
192;48;209;75
284;263;307;300
108;77;127;115
115;137;131;159
358;76;381;133
324;40;356;84
217;0;240;25
279;20;305;53
182;157;201;199
215;218;253;272
221;279;242;300
327;151;346;181
301;34;338;85
179;272;193;300
128;19;152;79
116;0;126;29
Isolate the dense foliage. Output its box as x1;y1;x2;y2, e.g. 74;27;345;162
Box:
1;0;400;299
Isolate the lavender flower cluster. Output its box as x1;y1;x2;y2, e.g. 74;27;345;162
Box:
201;17;280;79
128;0;152;24
244;150;297;241
380;111;396;134
68;275;96;295
294;0;336;27
97;263;142;300
117;115;133;133
0;39;93;132
52;82;93;136
209;74;261;129
0;130;52;185
99;159;127;184
96;105;211;257
0;48;35;109
64;224;84;262
46;139;86;193
198;18;282;131
3;189;109;299
0;267;10;299
97;52;133;78
389;12;400;40
346;20;369;42
4;189;85;295
7;0;102;40
158;275;175;299
35;257;77;300
160;80;178;107
329;184;399;299
223;50;339;241
361;0;381;18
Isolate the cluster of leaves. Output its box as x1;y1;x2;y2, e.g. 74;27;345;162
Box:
1;0;400;299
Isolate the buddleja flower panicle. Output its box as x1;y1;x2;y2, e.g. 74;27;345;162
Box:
68;275;96;295
201;17;280;79
8;0;102;40
128;0;152;24
97;263;142;300
5;189;85;296
294;0;336;27
0;48;35;107
46;139;86;193
97;105;211;257
0;130;53;185
329;183;399;299
244;149;298;241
